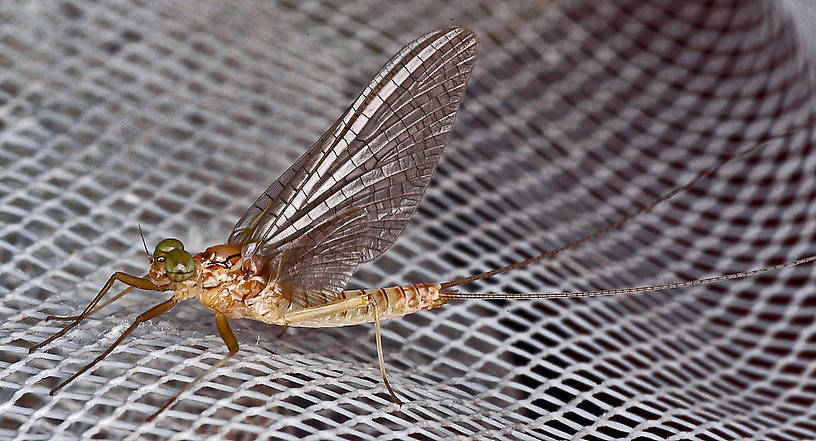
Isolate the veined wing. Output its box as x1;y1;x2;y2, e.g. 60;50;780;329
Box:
228;27;478;266
272;208;370;308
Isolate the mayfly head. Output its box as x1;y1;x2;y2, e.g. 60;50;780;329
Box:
150;238;196;283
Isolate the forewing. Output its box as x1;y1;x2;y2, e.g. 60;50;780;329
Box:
272;208;370;308
229;27;478;263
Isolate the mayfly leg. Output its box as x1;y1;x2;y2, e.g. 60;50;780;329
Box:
29;272;166;353
366;294;403;406
45;286;136;322
147;311;238;421
50;297;177;395
280;293;404;405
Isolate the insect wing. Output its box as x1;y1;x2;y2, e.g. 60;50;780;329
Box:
228;27;478;267
271;208;371;308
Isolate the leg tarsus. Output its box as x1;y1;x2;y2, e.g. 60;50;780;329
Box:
30;274;160;353
45;285;136;322
146;311;238;421
49;297;176;395
368;294;403;406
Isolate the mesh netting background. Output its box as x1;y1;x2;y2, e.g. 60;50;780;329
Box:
2;0;816;439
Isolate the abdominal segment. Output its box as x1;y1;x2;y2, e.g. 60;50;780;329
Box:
274;283;446;328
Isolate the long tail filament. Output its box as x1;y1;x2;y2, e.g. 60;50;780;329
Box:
440;120;816;299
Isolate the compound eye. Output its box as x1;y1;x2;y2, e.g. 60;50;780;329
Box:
164;249;195;282
153;238;184;262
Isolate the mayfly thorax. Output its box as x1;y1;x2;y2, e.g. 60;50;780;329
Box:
28;26;816;421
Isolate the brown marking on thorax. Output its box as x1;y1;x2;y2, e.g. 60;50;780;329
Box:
165;244;268;318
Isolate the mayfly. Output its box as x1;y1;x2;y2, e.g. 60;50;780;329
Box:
29;27;816;421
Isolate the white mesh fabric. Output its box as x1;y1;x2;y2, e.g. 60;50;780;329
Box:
2;0;816;439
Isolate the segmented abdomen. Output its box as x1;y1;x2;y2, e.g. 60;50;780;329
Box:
286;283;445;328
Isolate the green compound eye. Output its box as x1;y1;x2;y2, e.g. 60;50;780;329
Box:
164;248;195;282
153;238;184;262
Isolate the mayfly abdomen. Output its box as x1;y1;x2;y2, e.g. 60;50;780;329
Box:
281;283;444;328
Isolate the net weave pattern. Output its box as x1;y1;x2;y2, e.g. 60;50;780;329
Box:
1;0;816;439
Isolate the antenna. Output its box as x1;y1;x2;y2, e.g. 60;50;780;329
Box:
138;224;151;261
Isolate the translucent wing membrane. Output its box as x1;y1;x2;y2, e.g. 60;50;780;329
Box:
228;27;478;268
272;208;371;308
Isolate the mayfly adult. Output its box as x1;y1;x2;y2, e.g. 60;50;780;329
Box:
29;27;816;421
